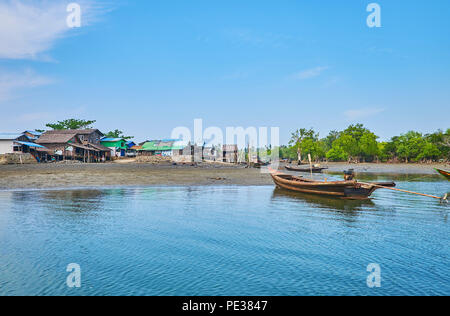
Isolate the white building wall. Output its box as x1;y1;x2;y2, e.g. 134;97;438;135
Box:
0;140;14;154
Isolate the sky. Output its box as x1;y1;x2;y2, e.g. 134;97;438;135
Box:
0;0;449;144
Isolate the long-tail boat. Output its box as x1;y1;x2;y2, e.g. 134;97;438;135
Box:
436;168;450;180
270;169;396;200
285;165;329;173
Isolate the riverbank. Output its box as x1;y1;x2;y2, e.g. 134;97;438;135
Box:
0;162;447;190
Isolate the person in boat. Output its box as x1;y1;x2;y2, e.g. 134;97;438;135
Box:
344;169;355;181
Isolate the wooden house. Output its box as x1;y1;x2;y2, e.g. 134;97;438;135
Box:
36;129;111;162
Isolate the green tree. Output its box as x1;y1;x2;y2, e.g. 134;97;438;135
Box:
395;131;426;162
416;142;441;161
46;119;96;130
360;132;379;161
104;129;133;140
333;134;358;160
377;142;390;162
300;138;326;161
322;130;340;152
326;145;348;161
289;128;316;162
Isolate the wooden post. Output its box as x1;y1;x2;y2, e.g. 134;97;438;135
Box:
308;154;313;179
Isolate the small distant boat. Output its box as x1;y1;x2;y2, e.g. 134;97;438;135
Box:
436;168;450;180
285;165;328;173
270;169;396;200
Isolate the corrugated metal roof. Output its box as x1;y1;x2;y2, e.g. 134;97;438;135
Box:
24;130;42;136
138;140;184;151
15;141;47;149
101;137;123;142
89;143;113;152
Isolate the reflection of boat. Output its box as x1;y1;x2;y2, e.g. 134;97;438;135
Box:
270;169;396;200
436;169;450;180
272;188;375;212
285;165;328;173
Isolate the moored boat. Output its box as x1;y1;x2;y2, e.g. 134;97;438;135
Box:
285;165;329;173
436;168;450;180
270;169;395;200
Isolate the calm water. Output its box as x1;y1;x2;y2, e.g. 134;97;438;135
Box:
0;176;449;296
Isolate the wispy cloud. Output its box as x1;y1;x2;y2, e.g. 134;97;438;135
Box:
0;0;109;60
0;69;53;102
344;108;385;120
292;66;329;80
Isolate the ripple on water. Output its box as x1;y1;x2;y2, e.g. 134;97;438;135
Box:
0;183;449;296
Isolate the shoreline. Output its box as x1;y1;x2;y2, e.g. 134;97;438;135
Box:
0;162;447;190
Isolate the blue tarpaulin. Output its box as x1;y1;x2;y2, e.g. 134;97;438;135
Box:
15;141;47;149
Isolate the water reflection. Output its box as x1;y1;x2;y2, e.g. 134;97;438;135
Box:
11;189;106;214
271;187;375;214
1;184;449;296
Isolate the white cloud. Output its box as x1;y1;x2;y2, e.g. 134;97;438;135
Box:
344;108;385;120
293;66;328;80
0;0;107;60
0;69;53;102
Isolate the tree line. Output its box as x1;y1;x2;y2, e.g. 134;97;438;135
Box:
37;119;133;140
279;124;450;163
37;119;449;163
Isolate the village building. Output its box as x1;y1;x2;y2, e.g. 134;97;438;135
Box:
0;132;47;155
36;129;111;162
100;137;128;157
22;130;42;141
174;143;221;162
223;144;238;163
126;141;137;157
137;139;185;157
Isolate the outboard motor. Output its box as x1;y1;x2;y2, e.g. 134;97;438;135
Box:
344;169;355;181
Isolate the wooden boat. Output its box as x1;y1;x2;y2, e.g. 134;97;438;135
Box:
285;165;328;173
270;170;396;200
436;168;450;180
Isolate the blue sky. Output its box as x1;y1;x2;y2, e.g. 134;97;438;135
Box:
0;0;449;144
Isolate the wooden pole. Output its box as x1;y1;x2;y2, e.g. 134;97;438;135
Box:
308;154;313;179
360;182;446;201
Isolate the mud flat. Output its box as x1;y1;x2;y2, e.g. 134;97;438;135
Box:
0;162;273;190
0;162;447;190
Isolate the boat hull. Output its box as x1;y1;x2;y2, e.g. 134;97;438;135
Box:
285;166;328;173
436;169;450;180
271;172;393;200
